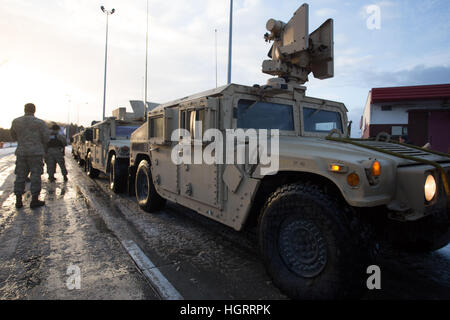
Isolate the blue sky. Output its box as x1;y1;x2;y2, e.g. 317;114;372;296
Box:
0;0;449;136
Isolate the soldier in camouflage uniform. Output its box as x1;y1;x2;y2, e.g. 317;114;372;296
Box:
10;103;50;209
46;124;68;183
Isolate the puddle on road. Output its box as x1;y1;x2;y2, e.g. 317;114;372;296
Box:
75;185;113;235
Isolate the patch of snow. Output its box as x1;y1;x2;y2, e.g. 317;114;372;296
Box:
0;147;16;157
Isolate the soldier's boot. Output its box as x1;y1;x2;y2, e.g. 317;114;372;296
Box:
15;195;23;209
30;195;45;209
63;175;68;182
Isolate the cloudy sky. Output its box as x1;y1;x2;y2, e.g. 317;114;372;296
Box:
0;0;449;136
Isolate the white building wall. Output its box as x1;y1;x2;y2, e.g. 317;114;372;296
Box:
370;104;409;124
367;99;444;125
360;91;372;135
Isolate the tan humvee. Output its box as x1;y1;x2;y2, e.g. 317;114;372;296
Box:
71;131;83;160
85;110;143;193
72;129;89;166
129;4;450;299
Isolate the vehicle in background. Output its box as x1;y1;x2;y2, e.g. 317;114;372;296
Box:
71;131;82;161
84;106;144;193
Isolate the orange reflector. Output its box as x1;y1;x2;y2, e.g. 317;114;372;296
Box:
331;165;341;172
347;173;360;187
372;161;381;177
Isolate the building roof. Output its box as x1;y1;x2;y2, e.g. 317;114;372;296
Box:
371;84;450;104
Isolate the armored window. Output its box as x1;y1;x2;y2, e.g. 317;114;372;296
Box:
303;107;343;133
236;100;294;130
189;109;205;139
116;126;138;139
149;117;164;138
94;129;100;141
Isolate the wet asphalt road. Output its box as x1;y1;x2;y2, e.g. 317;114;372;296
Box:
0;151;157;299
0;149;449;300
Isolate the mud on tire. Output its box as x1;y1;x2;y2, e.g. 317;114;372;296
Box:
258;182;372;299
135;160;166;213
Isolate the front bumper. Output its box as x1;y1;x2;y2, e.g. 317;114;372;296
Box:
386;163;450;221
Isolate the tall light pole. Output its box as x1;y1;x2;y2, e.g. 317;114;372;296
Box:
215;29;218;88
144;0;149;121
101;6;115;121
227;0;233;85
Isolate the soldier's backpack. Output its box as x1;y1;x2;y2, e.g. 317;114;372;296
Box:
48;134;65;148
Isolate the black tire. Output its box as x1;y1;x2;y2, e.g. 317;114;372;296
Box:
109;154;127;193
86;152;99;179
258;183;371;300
78;153;85;167
135;160;166;213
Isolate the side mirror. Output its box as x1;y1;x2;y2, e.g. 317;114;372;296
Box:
148;108;174;145
347;120;352;138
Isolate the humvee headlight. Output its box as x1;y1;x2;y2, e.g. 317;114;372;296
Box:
347;173;360;187
371;161;381;177
424;174;437;202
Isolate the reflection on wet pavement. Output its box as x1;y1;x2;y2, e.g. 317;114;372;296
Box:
1;151;449;300
0;154;157;300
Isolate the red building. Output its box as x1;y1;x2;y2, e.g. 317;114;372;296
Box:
360;84;450;153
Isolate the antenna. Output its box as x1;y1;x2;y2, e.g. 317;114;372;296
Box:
215;29;218;88
262;3;334;86
144;0;149;121
227;0;233;84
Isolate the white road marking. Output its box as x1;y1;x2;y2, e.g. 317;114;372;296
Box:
121;239;184;300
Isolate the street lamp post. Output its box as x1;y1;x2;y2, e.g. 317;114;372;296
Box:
215;28;218;88
101;6;115;121
144;0;149;121
227;0;233;85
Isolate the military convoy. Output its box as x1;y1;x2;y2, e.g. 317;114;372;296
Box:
72;4;450;299
71;104;146;193
71;130;88;167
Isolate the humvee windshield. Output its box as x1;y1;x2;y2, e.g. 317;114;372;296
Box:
237;99;294;130
116;126;139;139
302;107;343;133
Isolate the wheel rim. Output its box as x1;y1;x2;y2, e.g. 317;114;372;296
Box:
278;219;327;278
110;168;114;189
110;158;115;189
136;170;149;202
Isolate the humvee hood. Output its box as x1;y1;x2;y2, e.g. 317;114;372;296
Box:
277;136;450;166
